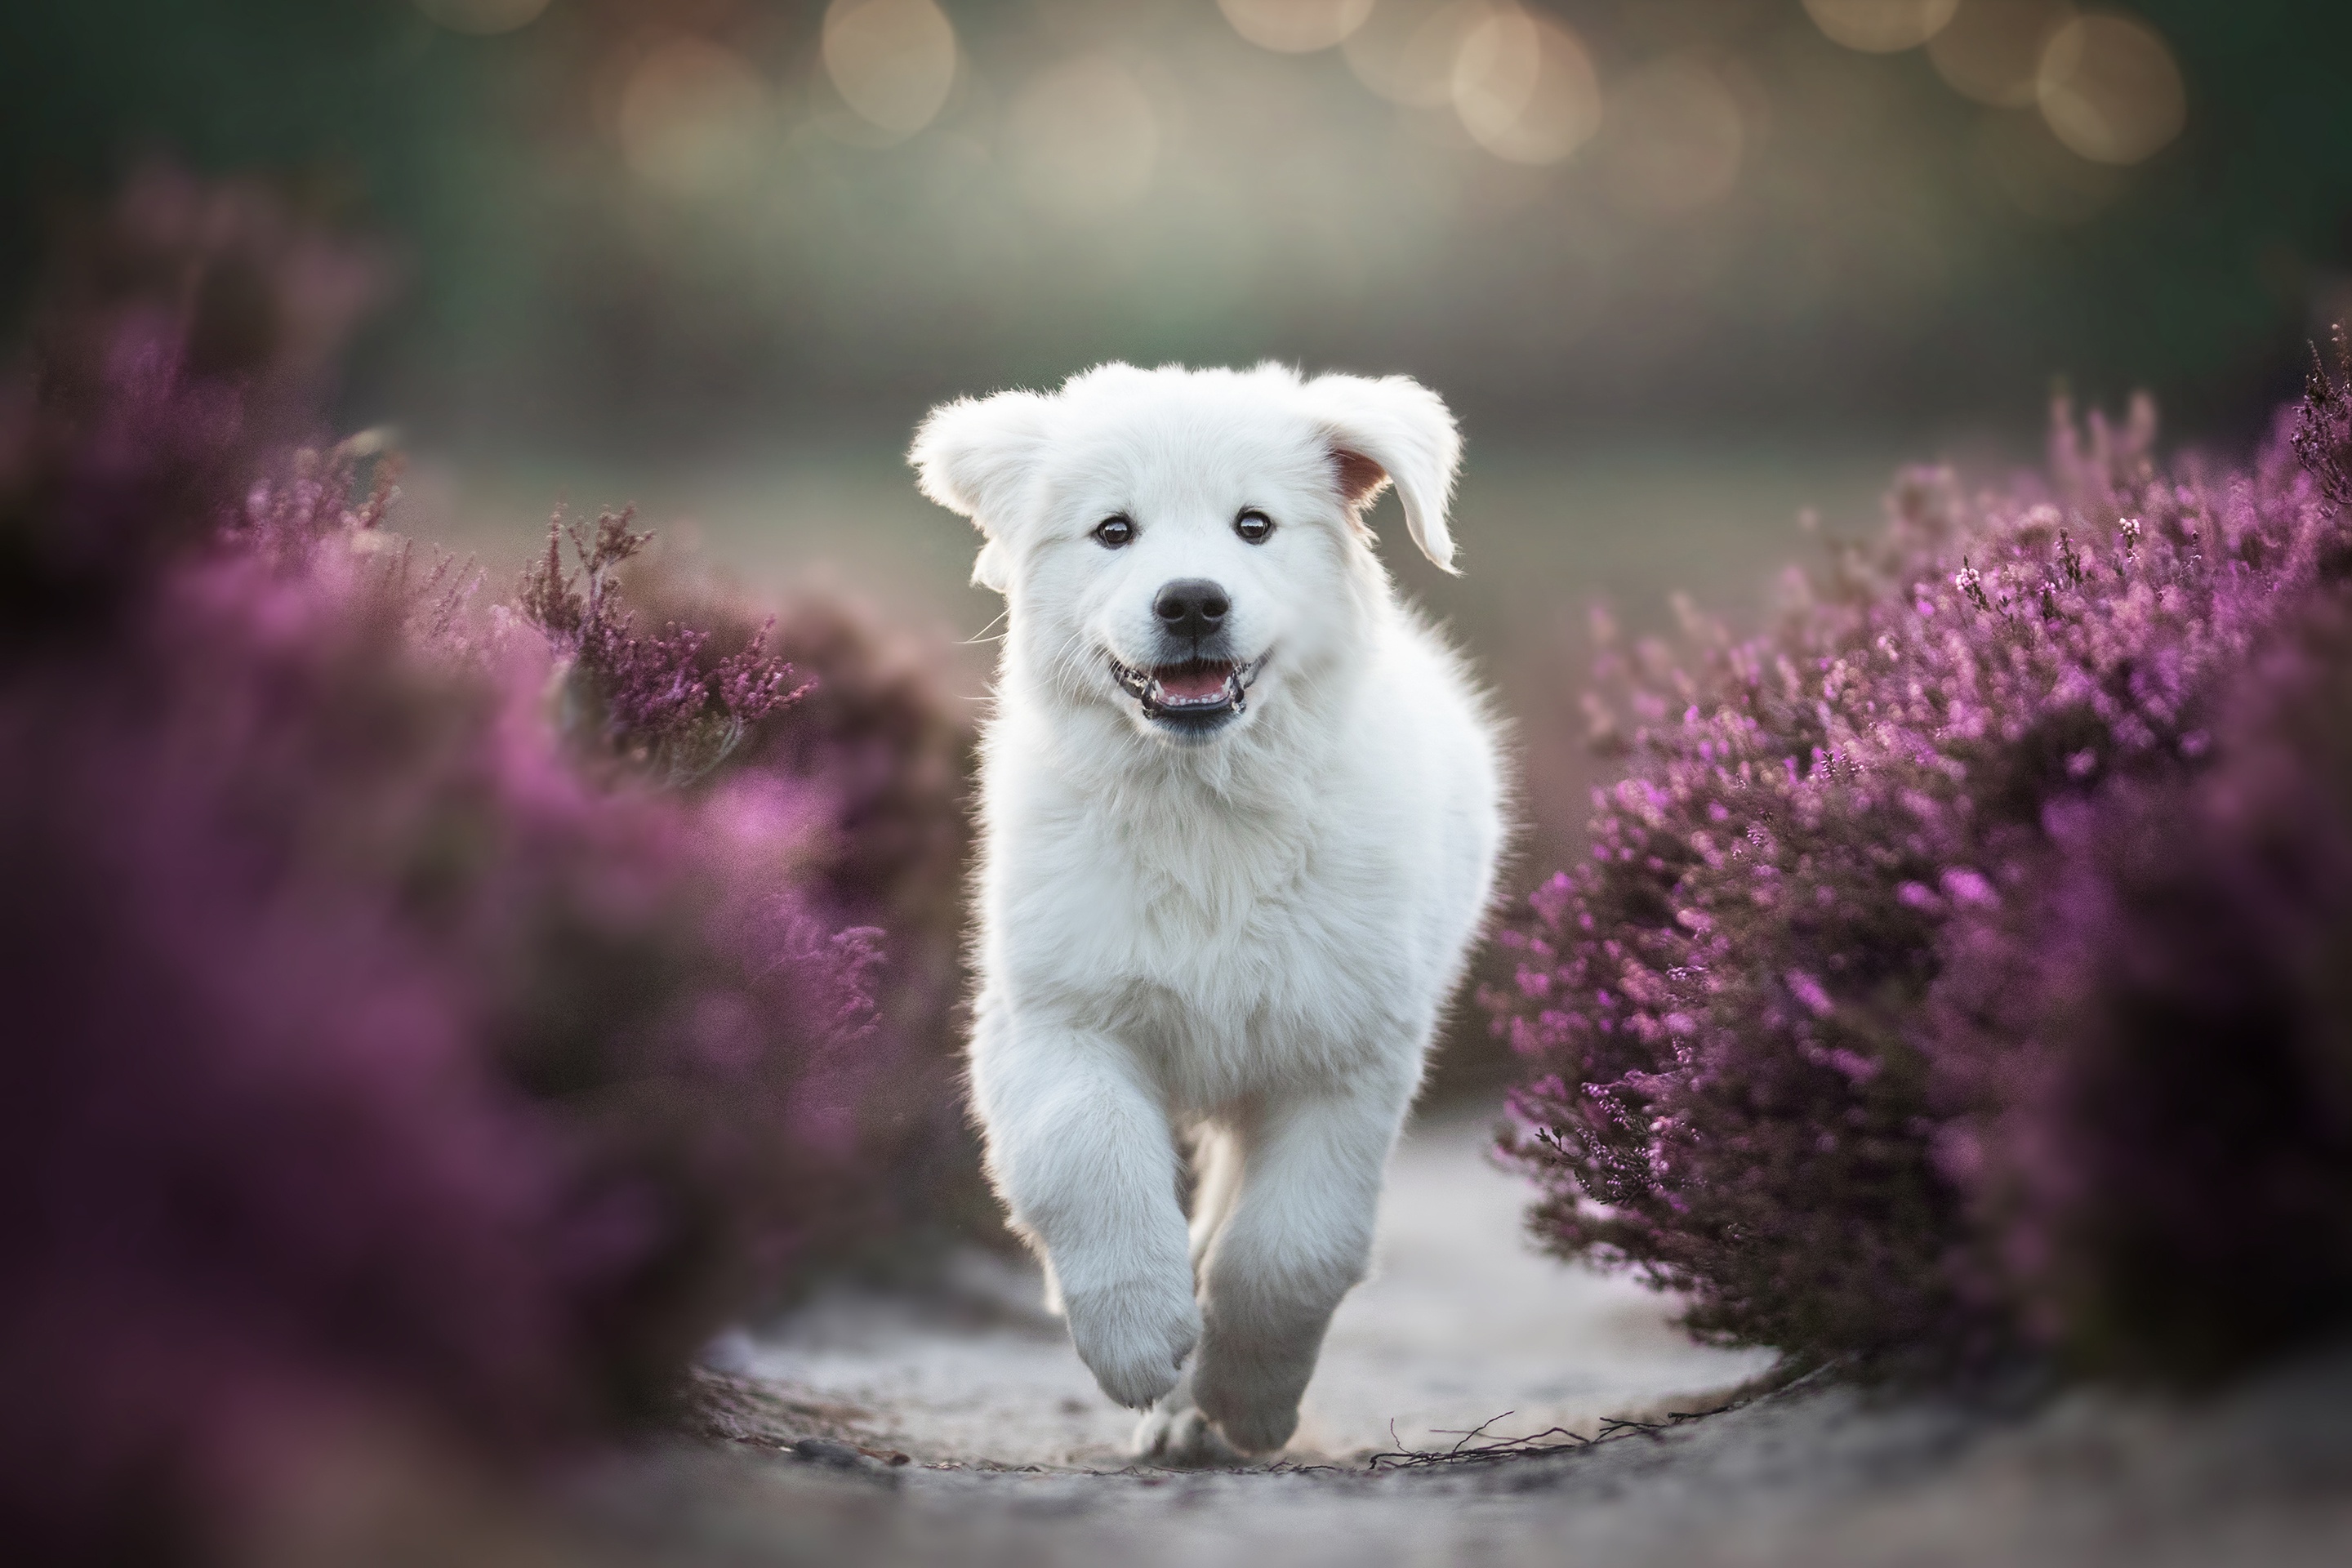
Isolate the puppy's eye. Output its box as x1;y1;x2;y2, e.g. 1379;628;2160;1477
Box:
1235;509;1274;544
1093;514;1135;548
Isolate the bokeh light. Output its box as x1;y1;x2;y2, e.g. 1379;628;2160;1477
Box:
617;38;770;196
1599;59;1744;216
822;0;959;140
1803;0;1962;55
412;0;550;37
1341;0;1498;110
20;0;2329;458
1008;57;1160;216
1218;0;1377;56
1928;0;2074;108
1450;8;1601;167
2036;12;2186;165
1972;100;2122;220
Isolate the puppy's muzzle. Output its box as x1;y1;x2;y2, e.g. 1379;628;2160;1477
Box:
1107;651;1268;727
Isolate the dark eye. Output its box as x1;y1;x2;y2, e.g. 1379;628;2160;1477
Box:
1093;514;1135;548
1235;509;1274;544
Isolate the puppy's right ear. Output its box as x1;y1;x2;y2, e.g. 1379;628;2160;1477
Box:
909;390;1053;594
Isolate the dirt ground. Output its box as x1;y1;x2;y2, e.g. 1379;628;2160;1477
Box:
585;1112;2352;1566
708;1111;1776;1468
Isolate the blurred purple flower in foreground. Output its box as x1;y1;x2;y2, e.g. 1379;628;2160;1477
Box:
1489;343;2352;1372
0;174;892;1562
514;506;991;1267
608;549;991;1254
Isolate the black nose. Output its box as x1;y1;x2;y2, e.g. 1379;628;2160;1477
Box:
1152;578;1230;639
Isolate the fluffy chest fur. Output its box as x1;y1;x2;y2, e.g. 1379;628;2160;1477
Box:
975;618;1492;1111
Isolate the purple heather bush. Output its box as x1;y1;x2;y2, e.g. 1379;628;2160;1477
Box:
1488;349;2352;1372
0;165;380;639
609;546;990;1251
1934;593;2352;1381
0;176;904;1561
514;514;988;1258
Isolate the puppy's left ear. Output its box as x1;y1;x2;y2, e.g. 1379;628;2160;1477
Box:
1302;372;1463;573
908;389;1054;593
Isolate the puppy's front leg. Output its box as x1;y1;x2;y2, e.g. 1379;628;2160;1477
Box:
971;1017;1198;1410
1191;1081;1410;1454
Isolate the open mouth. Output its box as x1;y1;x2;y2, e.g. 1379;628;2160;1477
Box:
1107;653;1268;729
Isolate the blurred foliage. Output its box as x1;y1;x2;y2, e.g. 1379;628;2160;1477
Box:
2;1;2349;454
612;540;997;1260
0;166;984;1562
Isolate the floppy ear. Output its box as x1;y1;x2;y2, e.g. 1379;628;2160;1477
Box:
1301;372;1463;572
908;390;1054;593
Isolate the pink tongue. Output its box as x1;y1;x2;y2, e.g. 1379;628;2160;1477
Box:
1156;665;1229;702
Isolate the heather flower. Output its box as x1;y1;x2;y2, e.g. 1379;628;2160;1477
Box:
1488;378;2352;1365
2294;324;2352;510
516;507;810;785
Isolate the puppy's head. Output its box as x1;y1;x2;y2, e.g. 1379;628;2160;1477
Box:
909;363;1459;746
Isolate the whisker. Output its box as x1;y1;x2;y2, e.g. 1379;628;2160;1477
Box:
1044;626;1092;692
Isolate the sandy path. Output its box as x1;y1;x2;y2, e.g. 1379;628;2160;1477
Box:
716;1110;1775;1468
633;1358;2352;1568
642;1113;2352;1566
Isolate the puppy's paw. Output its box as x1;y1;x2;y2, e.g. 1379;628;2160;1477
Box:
1130;1404;1245;1469
1192;1349;1308;1456
1062;1275;1200;1410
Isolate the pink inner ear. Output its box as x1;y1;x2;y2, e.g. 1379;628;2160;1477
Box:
1332;448;1390;510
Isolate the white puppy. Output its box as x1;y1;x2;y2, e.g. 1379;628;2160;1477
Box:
910;363;1504;1463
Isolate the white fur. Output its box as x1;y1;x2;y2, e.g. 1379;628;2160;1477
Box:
910;362;1505;1461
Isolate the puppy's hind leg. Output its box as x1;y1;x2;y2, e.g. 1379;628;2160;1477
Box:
1129;1361;1246;1468
1186;1120;1247;1276
1189;1079;1411;1456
